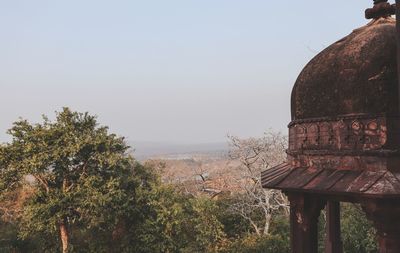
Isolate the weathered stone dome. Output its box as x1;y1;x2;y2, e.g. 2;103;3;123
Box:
291;17;398;120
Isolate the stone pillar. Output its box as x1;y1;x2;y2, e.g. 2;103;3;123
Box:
287;193;326;253
362;199;400;253
325;201;343;253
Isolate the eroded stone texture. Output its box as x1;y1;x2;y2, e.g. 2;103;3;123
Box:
291;18;398;120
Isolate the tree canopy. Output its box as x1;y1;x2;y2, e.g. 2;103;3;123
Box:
0;108;135;252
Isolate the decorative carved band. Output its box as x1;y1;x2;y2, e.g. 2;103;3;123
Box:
288;115;400;156
288;113;398;127
287;149;400;157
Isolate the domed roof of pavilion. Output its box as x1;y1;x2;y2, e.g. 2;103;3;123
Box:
262;2;400;197
291;17;398;120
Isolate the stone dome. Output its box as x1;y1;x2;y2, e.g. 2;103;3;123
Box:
291;18;398;120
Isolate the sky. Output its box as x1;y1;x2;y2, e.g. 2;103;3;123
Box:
0;0;373;144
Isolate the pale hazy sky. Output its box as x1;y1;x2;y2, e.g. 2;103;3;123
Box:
0;1;372;143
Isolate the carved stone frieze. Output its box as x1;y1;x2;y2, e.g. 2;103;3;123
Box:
288;115;400;156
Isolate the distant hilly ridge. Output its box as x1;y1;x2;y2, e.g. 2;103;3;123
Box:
130;141;230;161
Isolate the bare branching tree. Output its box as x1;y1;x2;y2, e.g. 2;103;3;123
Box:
228;130;289;236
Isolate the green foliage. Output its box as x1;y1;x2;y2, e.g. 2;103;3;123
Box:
314;203;378;253
126;185;226;253
216;212;289;253
0;221;29;252
214;195;252;238
341;203;377;253
269;215;290;239
0;108;134;252
188;197;226;252
220;234;290;253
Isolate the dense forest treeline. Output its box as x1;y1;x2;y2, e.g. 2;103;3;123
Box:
0;108;378;252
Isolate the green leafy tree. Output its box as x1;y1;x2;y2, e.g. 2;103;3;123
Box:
127;183;226;253
187;197;226;252
341;204;377;253
0;108;134;253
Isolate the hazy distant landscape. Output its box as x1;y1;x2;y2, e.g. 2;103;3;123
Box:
131;141;230;161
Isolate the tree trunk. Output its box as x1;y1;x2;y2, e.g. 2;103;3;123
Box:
263;213;271;235
249;219;261;236
59;219;69;253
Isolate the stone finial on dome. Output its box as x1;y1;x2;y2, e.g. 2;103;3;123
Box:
365;0;396;19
